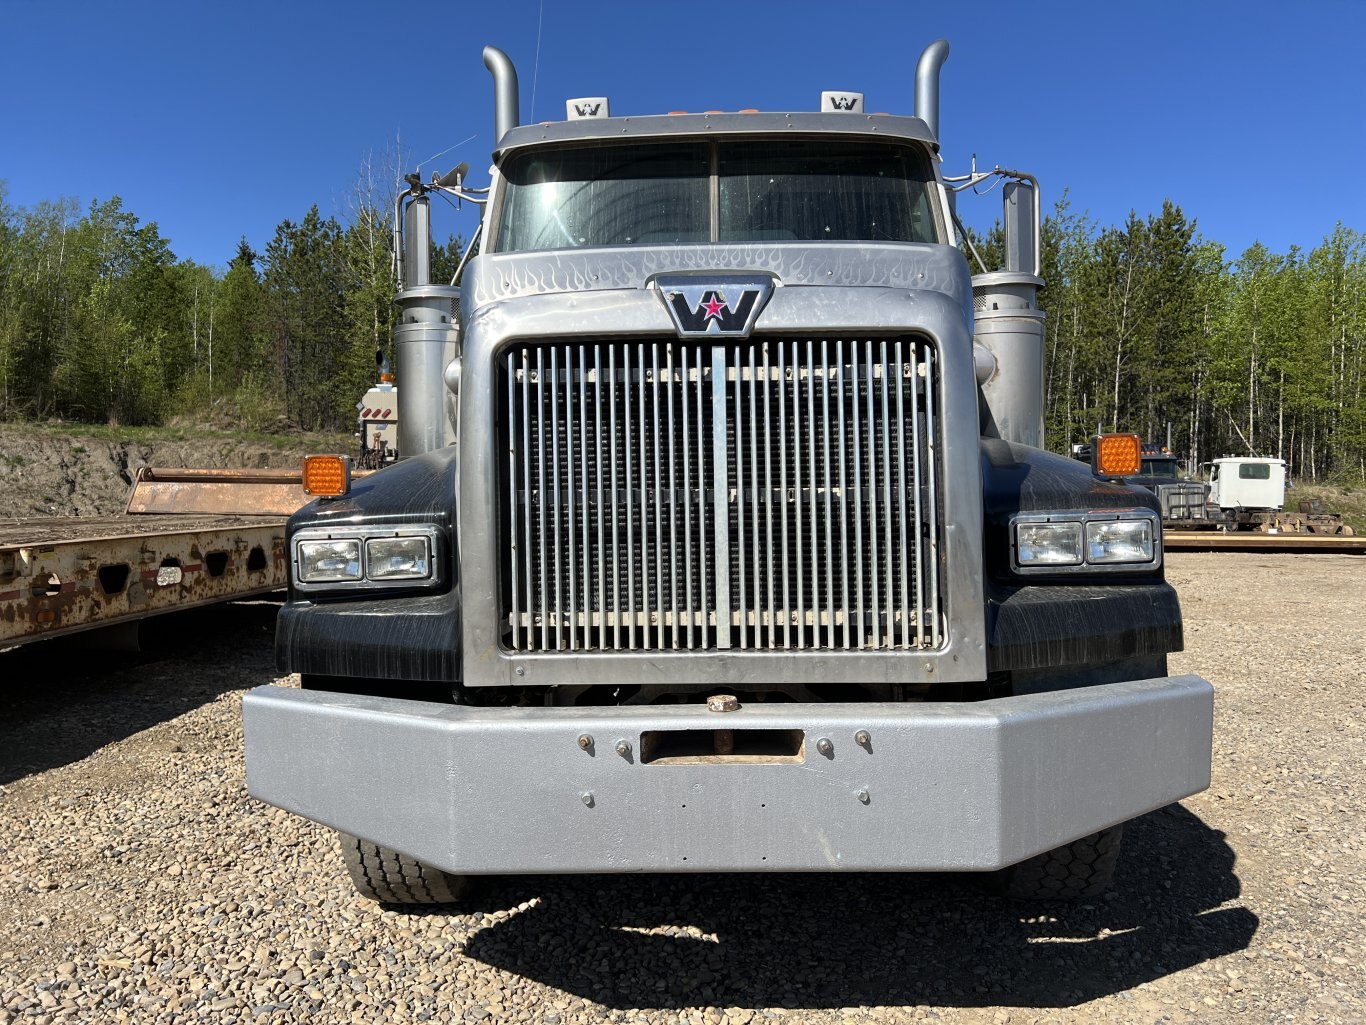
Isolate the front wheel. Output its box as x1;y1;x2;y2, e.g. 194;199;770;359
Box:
338;832;472;906
988;824;1124;900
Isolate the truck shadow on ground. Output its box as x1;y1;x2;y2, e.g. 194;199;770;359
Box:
0;598;282;785
458;804;1255;1009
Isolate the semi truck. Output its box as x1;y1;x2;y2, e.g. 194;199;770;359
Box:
243;41;1214;903
1071;440;1212;529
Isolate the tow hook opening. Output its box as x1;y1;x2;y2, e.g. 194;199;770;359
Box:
640;729;805;765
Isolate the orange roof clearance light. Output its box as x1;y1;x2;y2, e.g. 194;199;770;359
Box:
1093;434;1143;477
303;455;353;498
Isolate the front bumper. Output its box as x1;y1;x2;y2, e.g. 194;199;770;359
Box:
243;674;1212;874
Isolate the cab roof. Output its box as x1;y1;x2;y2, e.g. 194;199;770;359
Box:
492;112;939;163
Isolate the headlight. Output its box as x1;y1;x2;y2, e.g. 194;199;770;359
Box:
366;536;431;580
1086;519;1154;564
291;525;441;591
297;539;362;582
1016;522;1083;565
1010;511;1160;574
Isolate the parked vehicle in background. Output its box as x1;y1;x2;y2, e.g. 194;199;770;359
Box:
356;352;399;469
1072;441;1212;529
1206;457;1354;534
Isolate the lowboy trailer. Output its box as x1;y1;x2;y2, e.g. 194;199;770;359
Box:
0;468;322;649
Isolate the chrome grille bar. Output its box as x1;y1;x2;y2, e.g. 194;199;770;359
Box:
503;338;940;653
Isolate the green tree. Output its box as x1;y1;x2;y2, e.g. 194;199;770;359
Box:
261;207;349;431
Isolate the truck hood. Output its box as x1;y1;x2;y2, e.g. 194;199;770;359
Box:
463;242;973;326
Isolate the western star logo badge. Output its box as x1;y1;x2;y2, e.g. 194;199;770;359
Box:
654;273;775;338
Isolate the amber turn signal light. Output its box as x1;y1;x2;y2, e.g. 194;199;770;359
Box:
1092;434;1142;477
302;455;352;497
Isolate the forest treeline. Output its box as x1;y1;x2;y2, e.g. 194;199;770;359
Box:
0;184;461;438
0;182;1363;481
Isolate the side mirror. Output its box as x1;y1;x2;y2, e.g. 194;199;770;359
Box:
1003;180;1039;277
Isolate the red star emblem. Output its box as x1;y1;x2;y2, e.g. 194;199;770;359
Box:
701;294;727;319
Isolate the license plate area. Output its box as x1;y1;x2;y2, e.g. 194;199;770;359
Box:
639;728;805;765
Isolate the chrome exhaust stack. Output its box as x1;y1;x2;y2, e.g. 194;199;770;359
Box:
914;39;950;141
394;184;460;458
390;45;520;459
483;46;521;145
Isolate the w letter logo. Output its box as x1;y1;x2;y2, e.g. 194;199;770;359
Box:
654;274;775;338
566;97;610;119
820;91;864;113
668;290;759;334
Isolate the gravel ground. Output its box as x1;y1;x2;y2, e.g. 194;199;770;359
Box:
1;553;1362;1025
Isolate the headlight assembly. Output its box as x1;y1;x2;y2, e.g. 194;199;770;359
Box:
1011;511;1160;574
1086;518;1155;564
366;536;432;580
297;539;362;582
1016;522;1083;566
291;526;440;591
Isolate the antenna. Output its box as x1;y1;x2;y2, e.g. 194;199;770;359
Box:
530;0;545;122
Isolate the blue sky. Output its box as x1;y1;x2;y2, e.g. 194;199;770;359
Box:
3;0;1361;269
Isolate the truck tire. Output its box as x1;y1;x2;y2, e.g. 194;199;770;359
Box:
338;833;471;905
989;824;1123;900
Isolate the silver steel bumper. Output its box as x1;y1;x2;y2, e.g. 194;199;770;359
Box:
243;675;1212;874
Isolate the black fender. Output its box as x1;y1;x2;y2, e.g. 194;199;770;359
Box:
979;439;1183;672
275;447;462;682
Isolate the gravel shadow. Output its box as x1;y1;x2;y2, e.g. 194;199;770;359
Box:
0;598;282;785
459;803;1256;1009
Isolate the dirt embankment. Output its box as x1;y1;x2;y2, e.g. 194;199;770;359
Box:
0;425;349;519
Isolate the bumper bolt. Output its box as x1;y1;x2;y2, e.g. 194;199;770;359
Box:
580;791;595;807
707;694;739;713
577;734;594;751
815;737;833;757
615;740;632;758
855;729;871;749
856;789;871;804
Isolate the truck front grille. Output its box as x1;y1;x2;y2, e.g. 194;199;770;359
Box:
501;338;941;653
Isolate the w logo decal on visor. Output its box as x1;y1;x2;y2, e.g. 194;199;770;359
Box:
654;274;776;338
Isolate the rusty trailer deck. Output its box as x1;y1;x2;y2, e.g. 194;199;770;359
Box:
0;515;289;647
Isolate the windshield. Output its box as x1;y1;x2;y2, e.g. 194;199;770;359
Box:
495;138;940;252
1135;458;1183;478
